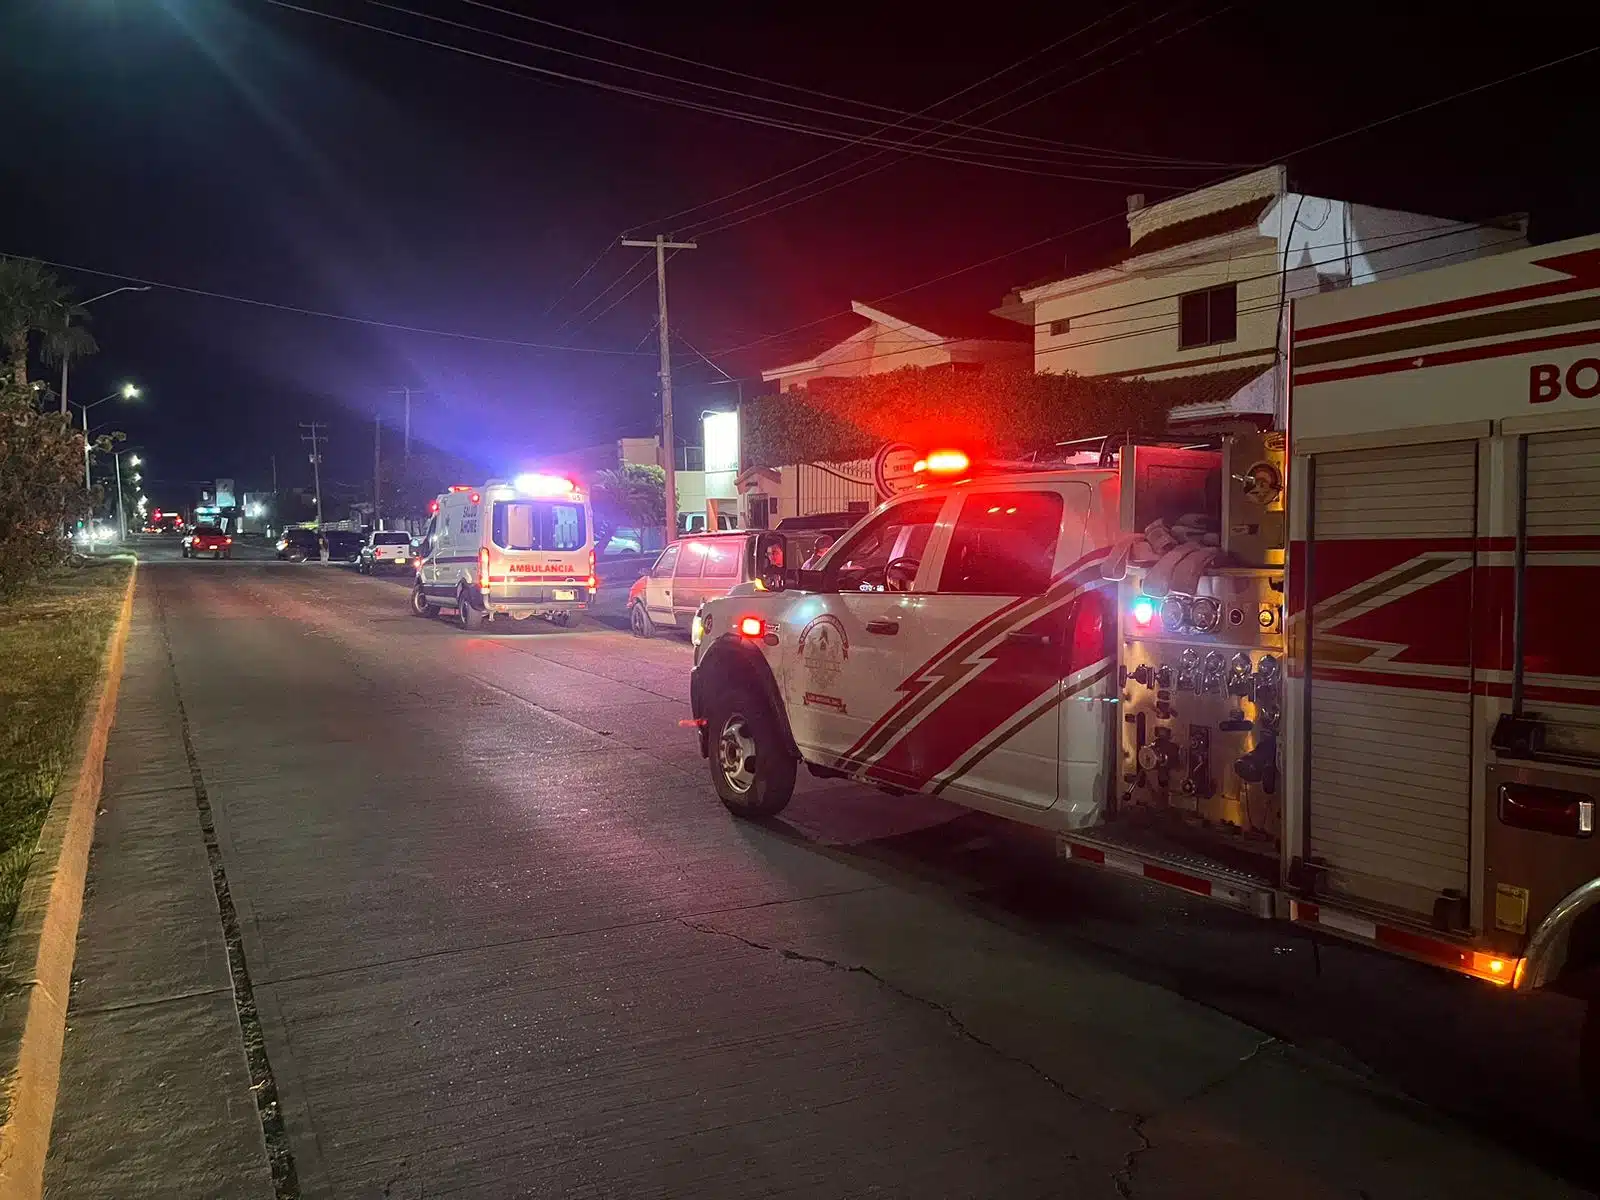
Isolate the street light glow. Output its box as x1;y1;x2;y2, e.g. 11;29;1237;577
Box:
121;383;139;399
129;455;141;467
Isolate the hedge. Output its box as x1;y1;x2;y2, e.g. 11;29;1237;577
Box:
742;363;1181;468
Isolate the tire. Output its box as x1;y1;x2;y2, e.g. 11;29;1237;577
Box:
223;551;232;560
410;583;439;619
707;684;796;818
630;602;655;639
456;586;486;631
551;612;571;628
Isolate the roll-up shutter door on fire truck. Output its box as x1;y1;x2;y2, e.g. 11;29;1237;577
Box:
1307;441;1477;916
1527;429;1600;538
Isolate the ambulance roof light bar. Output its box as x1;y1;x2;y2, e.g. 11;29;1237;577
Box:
513;472;580;497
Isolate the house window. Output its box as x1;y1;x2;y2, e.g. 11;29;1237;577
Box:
1049;317;1072;336
1178;283;1237;349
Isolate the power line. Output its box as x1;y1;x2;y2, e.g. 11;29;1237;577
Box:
551;255;651;334
653;4;1182;238
709;40;1595;360
1;252;651;355
367;0;1222;174
680;4;1234;240
538;241;615;320
445;0;1245;168
265;0;1172;186
737;229;1529;381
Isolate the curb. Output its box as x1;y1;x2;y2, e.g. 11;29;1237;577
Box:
0;561;138;1199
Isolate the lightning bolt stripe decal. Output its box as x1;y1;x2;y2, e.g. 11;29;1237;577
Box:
837;548;1111;771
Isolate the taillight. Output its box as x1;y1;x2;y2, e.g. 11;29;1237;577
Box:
738;616;765;638
224;537;233;545
588;549;597;591
478;546;490;593
1498;783;1594;838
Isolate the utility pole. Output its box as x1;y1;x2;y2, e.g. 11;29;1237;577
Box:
373;414;382;528
113;452;126;542
620;235;696;542
300;422;326;527
387;387;418;458
271;454;278;493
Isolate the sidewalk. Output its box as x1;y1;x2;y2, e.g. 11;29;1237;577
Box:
42;592;271;1199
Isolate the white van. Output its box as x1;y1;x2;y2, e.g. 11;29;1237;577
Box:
411;475;596;630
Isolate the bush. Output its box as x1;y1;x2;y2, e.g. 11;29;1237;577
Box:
0;379;92;598
743;363;1182;468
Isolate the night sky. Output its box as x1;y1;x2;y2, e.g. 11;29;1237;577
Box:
2;0;1595;513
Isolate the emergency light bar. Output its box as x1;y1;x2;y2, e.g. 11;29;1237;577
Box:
513;472;579;497
913;449;971;476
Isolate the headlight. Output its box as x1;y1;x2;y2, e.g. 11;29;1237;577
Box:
691;612;706;647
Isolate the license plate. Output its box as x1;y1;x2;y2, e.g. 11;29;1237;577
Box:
553;588;576;601
395;555;406;563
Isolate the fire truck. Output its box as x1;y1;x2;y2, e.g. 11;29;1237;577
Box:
689;235;1600;1073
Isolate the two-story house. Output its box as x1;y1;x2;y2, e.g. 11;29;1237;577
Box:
1008;166;1527;424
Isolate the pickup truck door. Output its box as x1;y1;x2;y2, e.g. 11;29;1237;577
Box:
781;496;950;767
868;484;1096;809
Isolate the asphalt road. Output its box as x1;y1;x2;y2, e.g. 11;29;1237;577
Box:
82;551;1599;1197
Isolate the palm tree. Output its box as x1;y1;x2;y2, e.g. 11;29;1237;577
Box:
0;259;77;386
38;306;98;410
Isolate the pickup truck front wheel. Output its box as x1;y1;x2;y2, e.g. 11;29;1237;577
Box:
708;684;795;818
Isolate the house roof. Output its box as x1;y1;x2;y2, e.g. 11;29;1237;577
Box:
859;298;1031;344
1122;197;1275;262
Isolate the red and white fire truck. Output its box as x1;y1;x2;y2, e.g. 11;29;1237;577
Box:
689;236;1600;1055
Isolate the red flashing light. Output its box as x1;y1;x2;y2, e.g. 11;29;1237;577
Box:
738;616;765;638
448;484;472;493
913;449;970;476
428;499;440;514
469;491;481;505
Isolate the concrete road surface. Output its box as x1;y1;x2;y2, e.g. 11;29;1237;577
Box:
45;559;1597;1199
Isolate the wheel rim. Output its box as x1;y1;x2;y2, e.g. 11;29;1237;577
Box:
631;605;644;634
717;715;758;795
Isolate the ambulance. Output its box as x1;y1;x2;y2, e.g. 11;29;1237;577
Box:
411;474;596;629
688;236;1600;1078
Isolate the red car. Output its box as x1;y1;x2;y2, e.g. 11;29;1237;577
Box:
183;525;232;559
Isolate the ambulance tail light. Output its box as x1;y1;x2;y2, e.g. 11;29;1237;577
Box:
428;499;440;514
587;549;597;591
738;616;765;638
478;547;490;594
913;449;970;476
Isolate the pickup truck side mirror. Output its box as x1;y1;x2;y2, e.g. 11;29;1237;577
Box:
754;532;788;592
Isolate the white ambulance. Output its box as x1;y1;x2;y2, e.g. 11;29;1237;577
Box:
689;235;1600;1087
410;474;596;629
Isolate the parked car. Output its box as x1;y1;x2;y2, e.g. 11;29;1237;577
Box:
323;530;364;562
276;528;320;561
628;523;851;639
358;530;415;574
183;525;232;559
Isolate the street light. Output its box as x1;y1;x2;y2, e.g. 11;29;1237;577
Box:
71;384;140;545
57;286;150;416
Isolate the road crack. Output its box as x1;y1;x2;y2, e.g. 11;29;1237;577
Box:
680;917;1111;1128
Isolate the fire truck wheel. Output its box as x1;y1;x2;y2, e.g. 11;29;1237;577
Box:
456;586;486;631
410;583;439;619
708;685;795;818
630;602;654;639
